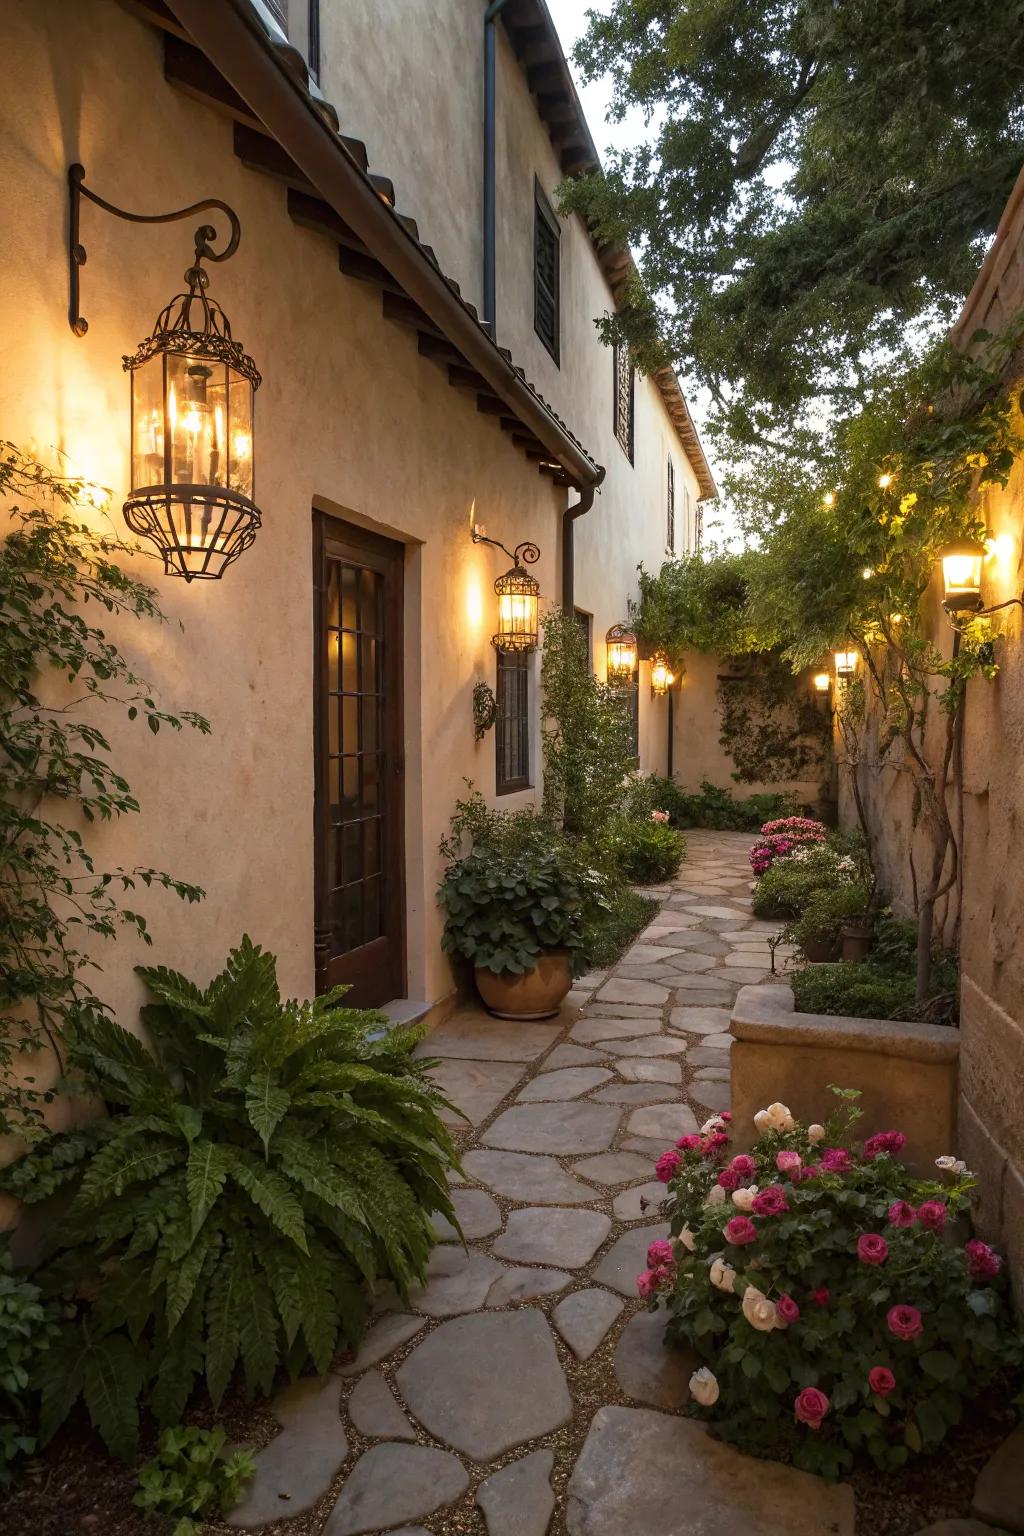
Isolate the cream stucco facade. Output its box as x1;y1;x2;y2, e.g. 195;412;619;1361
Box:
0;0;712;1044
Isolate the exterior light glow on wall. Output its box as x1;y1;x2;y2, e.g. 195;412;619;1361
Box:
650;651;675;695
471;525;541;652
833;649;859;679
812;671;831;694
605;623;638;684
68;164;261;581
939;539;985;613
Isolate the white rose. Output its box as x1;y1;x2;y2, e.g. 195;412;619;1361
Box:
709;1257;736;1294
934;1155;957;1171
741;1285;779;1332
703;1183;726;1207
731;1185;758;1211
753;1109;771;1134
765;1102;795;1132
701;1115;726;1135
677;1225;697;1253
808;1123;826;1144
689;1366;720;1406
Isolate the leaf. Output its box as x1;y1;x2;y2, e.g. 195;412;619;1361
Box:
79;1135;183;1205
204;1252;242;1407
225;1149;308;1253
235;1257;278;1397
185;1141;229;1237
244;1072;291;1154
81;1330;145;1460
921;1349;958;1382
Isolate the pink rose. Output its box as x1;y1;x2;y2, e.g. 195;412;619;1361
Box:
717;1167;741;1191
646;1239;675;1272
636;1270;657;1299
887;1304;924;1341
730;1154;756;1178
863;1131;907;1160
724;1216;758;1246
776;1293;800;1324
869;1366;896;1397
820;1148;852;1173
752;1184;789;1217
857;1233;889;1266
887;1200;917;1228
810;1286;830;1307
776;1150;802;1175
720;1112;733;1123
794;1387;830;1431
965;1239;1002;1281
655;1150;681;1184
797;1163;819;1182
676;1134;702;1151
917;1201;947;1233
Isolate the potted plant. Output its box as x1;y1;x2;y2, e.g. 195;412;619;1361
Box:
784;882;871;963
438;822;608;1019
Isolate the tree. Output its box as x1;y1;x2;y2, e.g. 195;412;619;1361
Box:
560;0;1024;481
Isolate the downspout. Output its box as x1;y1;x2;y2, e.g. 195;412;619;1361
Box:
561;468;605;612
667;687;674;779
483;0;509;333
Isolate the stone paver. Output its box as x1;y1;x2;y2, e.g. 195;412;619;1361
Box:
429;1057;526;1126
603;1035;689;1058
668;1005;733;1035
615;1057;681;1084
552;1287;624;1361
592;1224;670;1296
397;1312;572;1459
347;1370;414;1440
227;1377;347;1526
543;1043;609;1069
486;1267;572;1306
572;1150;652;1185
339;1313;424;1375
611;1180;669;1222
410;1246;504;1316
627;1102;699;1140
492;1207;612;1268
462;1149;598;1205
589;1082;677;1105
432;1187;502;1241
612;1310;694;1408
418;1013;561;1062
325;1444;468;1535
566;1407;855;1536
516;1066;613;1101
569;1014;661;1043
596;978;670;1005
482;1101;620;1156
476;1449;555;1536
972;1424;1024;1533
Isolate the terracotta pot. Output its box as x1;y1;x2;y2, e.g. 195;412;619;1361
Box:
841;923;875;963
801;936;840;963
474;950;573;1020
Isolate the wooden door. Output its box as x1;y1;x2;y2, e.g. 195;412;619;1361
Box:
313;513;405;1006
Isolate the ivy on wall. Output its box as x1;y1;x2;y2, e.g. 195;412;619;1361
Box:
717;653;830;785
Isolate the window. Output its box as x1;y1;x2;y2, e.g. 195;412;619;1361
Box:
574;607;592;664
266;0;320;80
681;483;692;552
695;499;704;552
496;651;531;793
666;458;676;553
534;184;560;363
613;343;634;462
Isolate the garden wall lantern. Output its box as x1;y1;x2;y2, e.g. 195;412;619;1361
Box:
606;623;638;684
68;164;261;581
471;525;541;652
833;649;859;679
812;671;831;694
938;539;985;613
650;651;675;695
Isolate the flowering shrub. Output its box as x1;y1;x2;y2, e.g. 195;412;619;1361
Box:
751;844;861;919
650;809;670;824
639;1095;1021;1480
749;818;828;876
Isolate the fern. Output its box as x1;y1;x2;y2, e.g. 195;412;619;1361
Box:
4;935;460;1457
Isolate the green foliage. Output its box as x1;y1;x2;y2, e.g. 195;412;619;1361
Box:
791;913;959;1021
540;607;636;844
655;1102;1022;1478
667;779;797;831
0;441;207;1138
558;0;1024;471
784;884;871;956
718;655;830;785
134;1425;255;1535
577;887;658;974
608;818;685;884
438;788;609;975
0;1240;59;1485
632;552;775;666
1;937;460;1458
751;845;856;919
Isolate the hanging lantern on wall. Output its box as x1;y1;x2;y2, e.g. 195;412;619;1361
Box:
833;648;859;679
812;671;831;694
606;622;638;684
470;526;541;652
650;651;675;695
938;538;985;613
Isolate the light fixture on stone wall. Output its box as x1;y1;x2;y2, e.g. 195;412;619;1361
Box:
650;651;675;695
833;649;859;679
471;525;541;652
938;538;985;613
68;163;261;580
605;623;638;683
812;671;831;694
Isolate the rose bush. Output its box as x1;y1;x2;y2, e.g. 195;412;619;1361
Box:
749;817;828;877
639;1097;1021;1480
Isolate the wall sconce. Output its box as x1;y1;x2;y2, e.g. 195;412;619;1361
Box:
606;623;638;684
938;538;985;613
471;525;540;652
650;651;675;696
812;671;831;694
833;649;859;679
68;163;261;581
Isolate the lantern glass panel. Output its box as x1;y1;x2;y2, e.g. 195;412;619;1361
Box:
812;672;830;693
166;352;230;490
131;353;165;491
833;649;858;677
607;636;637;681
228;367;254;501
942;550;982;601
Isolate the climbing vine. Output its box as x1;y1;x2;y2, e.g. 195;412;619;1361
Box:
717;654;830;786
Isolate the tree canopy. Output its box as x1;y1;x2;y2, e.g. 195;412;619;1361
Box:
560;0;1024;482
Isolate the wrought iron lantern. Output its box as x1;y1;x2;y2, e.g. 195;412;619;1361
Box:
833;648;859;679
812;671;831;694
68;163;261;581
471;526;541;652
606;623;638;684
938;538;985;613
650;651;675;696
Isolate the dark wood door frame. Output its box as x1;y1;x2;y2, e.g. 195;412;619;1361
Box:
312;511;406;1006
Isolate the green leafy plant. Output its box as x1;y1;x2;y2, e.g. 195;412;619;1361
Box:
646;1096;1022;1480
134;1424;255;1535
0;1239;59;1485
0;441;207;1138
791;913;959;1022
662;778;797;831
609;817;685;884
1;937;460;1458
577;887;658;973
784;884;871;959
751;845;858;919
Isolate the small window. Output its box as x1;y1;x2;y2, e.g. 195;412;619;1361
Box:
695;499;704;552
573;608;592;663
266;0;320;80
534;184;560;364
666;459;676;554
496;651;531;794
613;343;634;463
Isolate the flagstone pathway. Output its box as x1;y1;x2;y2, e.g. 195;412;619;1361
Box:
224;832;855;1536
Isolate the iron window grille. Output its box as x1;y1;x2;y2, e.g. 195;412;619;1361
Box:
496;651;531;794
574;607;592;663
666;458;676;553
695;499;704;552
534;183;560;364
613;343;634;463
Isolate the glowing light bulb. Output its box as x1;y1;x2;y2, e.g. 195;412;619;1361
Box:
823;491;835;508
862;567;873;580
878;472;893;489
